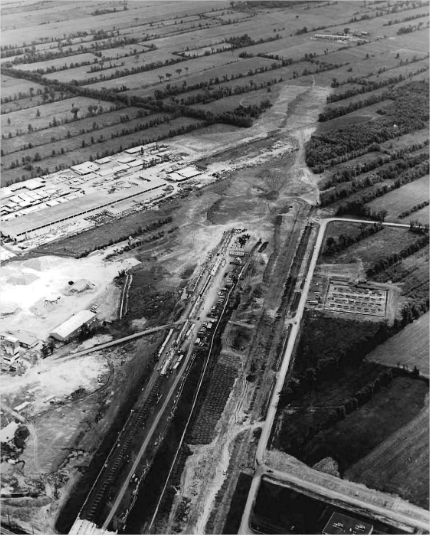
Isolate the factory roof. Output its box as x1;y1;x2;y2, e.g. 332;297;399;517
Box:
178;166;201;179
50;310;97;340
71;162;100;175
24;178;45;190
1;180;165;238
0;187;14;200
125;145;145;154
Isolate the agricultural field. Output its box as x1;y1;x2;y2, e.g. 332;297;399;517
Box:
366;175;429;222
189;352;241;445
345;405;429;510
366;312;429;376
2;0;429;188
320;225;421;266
0;1;429;533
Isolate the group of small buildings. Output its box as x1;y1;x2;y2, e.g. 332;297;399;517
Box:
1;331;40;372
313;29;368;42
1;309;98;373
1;142;209;246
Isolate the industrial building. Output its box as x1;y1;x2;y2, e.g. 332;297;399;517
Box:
50;310;97;342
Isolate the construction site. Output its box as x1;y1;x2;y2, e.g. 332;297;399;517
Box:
1;1;429;533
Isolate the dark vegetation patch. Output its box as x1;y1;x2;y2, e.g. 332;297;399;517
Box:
23;205;178;259
306;80;429;172
251;480;407;534
273;307;429;475
123;350;205;534
222;473;253;535
127;265;178;325
300;376;428;472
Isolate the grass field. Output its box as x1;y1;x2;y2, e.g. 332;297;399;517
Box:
1;96;113;134
1;75;45;99
300;375;428;473
345;404;429;509
366;175;429;222
321;226;420;266
366;312;429;376
2;116;201;185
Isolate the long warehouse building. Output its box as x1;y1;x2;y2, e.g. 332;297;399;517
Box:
1;181;165;242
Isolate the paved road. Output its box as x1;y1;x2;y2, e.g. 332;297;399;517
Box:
239;216;429;534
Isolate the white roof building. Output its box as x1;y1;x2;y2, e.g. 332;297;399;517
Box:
125;145;145;154
71;162;100;175
178;166;201;179
24;178;45;190
50;310;97;341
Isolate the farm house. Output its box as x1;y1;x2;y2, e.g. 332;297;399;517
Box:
50;310;97;342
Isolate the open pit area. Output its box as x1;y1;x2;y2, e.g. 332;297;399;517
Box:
1;1;429;534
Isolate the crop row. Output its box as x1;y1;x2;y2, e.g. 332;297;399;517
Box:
189;363;238;444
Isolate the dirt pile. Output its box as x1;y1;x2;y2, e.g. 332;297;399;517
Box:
1;302;20;316
313;457;340;477
7;273;39;285
29;298;61;317
62;279;95;296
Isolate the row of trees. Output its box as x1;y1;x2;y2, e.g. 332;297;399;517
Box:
366;234;429;278
3;35;144;67
399;200;430;219
323;223;383;256
76;217;173;258
348;0;428;23
319;89;391;122
335;159;429;216
306;80;429;170
397;20;429;34
327;59;428;97
320;153;429;206
321;139;429;190
384;11;430;26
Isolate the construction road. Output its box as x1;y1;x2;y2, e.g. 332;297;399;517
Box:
70;230;235;533
239;216;430;535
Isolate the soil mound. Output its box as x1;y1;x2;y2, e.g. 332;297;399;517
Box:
30;297;61;317
63;279;95;295
23;258;43;271
1;302;20;316
312;457;340;477
7;273;39;285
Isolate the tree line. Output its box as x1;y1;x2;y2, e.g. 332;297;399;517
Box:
319;89;391;122
384;11;429;26
3;36;143;67
76;217;173;258
397;20;429;34
334;159;429;216
366;234;429;277
323;223;383;256
321;139;429;190
306;80;429;170
321;152;429;206
348;0;428;23
327;62;429;100
399;200;430;219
